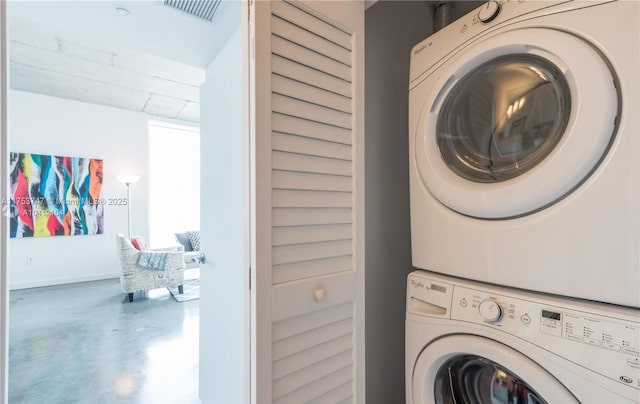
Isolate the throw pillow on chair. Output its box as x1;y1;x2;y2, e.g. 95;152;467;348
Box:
175;232;194;251
188;231;200;251
130;235;150;251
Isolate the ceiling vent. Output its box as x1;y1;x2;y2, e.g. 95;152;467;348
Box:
163;0;222;22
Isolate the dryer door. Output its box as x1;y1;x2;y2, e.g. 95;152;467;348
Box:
414;28;618;219
412;335;578;404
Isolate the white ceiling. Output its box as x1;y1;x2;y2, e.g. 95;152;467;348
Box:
9;0;226;68
7;0;242;123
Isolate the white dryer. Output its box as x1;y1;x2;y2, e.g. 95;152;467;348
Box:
408;0;640;307
406;271;640;403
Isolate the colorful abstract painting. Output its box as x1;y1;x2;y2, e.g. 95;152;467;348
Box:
8;152;104;238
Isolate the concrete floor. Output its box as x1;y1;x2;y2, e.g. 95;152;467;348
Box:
9;271;200;404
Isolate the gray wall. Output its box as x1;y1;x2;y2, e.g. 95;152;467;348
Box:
364;1;479;403
365;2;434;403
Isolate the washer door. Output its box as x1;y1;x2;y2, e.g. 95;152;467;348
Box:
414;28;618;219
412;335;578;404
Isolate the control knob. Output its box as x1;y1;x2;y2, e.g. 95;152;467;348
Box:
478;299;504;323
478;1;501;23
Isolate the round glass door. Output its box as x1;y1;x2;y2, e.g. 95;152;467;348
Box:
437;54;571;183
411;335;579;404
413;28;619;218
434;355;546;404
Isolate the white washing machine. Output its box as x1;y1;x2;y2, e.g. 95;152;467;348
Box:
406;271;640;403
408;0;640;307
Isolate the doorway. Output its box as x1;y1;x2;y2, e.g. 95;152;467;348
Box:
1;1;246;402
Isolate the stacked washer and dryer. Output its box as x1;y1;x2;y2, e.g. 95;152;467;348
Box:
406;1;640;403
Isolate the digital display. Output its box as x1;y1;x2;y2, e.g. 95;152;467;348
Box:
541;310;561;321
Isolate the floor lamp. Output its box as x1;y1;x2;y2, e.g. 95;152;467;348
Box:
116;175;140;239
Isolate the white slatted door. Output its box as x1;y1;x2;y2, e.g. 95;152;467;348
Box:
251;1;364;403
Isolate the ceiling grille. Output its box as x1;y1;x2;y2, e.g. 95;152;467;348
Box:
163;0;222;22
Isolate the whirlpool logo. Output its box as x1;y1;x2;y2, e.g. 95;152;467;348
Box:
413;44;427;55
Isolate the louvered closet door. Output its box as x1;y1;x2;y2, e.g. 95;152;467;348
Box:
251;1;364;403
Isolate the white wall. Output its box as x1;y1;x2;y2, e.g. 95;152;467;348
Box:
8;90;150;289
198;18;247;404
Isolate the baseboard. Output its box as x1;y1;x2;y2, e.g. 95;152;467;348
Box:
9;272;120;290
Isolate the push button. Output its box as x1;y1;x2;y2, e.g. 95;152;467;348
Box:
619;375;633;384
584;337;601;347
626;358;640;369
603;342;621;352
565;334;581;342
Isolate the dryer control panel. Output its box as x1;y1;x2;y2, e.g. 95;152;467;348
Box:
407;273;640;393
409;0;611;86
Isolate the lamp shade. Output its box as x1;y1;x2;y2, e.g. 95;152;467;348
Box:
116;175;141;184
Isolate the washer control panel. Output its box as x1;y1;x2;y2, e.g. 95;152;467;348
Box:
406;273;640;392
449;285;640;391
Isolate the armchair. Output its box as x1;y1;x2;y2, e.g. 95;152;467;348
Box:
116;233;186;302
